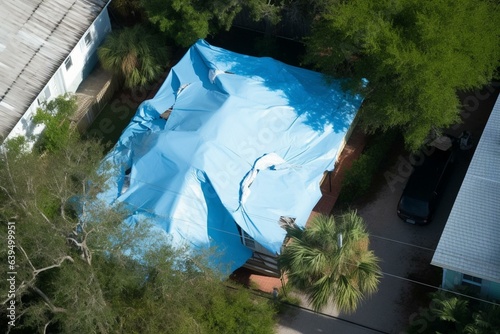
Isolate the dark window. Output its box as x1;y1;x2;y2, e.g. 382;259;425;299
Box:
64;56;73;71
84;32;92;46
462;274;482;294
462;274;482;285
241;230;255;249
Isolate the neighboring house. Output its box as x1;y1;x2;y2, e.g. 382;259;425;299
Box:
0;0;111;142
432;94;500;300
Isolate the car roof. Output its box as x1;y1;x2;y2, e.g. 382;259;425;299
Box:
402;147;453;200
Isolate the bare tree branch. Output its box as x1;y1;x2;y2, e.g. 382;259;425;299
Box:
34;204;53;226
33;256;74;276
43;320;52;334
30;286;66;313
26;176;34;195
18;244;36;272
1;149;18;194
67;237;83;247
68;227;94;265
18;244;74;277
0;185;17;204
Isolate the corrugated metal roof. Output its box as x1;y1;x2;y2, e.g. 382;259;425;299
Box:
0;0;108;139
432;94;500;283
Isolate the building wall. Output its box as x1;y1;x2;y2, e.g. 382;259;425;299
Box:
63;7;112;93
442;269;500;301
481;280;500;301
5;7;111;142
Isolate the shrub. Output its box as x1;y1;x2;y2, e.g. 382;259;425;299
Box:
338;130;398;204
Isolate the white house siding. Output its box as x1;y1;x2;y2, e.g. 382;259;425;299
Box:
5;7;111;142
63;8;112;93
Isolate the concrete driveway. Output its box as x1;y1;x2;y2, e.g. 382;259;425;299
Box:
276;84;499;334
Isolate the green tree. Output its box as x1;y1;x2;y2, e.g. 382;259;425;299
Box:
279;211;381;313
98;25;170;88
305;0;500;150
0;134;114;332
141;0;283;47
0;135;276;333
32;94;79;153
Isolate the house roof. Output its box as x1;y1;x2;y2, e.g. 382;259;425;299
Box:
432;93;500;283
98;40;364;273
0;0;109;139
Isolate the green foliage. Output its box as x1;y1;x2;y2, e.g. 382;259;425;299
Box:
98;25;170;88
406;291;500;334
338;130;398;203
272;285;302;315
245;0;283;25
305;0;500;150
2;136;29;156
142;0;241;47
141;0;283;47
109;0;143;21
279;211;381;313
0;137;276;333
200;286;276;334
32;94;79;153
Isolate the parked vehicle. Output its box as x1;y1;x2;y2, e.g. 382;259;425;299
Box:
397;140;455;225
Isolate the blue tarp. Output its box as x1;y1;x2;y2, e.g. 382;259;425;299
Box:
100;40;364;272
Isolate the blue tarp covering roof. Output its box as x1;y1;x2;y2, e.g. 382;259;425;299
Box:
100;40;364;272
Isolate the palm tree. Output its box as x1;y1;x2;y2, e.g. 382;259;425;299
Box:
465;306;500;334
431;292;470;326
278;211;381;313
98;25;169;88
406;292;500;334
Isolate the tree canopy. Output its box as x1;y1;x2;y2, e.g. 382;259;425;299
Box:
0;102;276;333
140;0;282;47
304;0;500;150
32;94;79;153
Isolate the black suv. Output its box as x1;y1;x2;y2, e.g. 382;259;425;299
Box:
397;143;455;225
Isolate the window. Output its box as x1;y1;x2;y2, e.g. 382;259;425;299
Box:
43;86;51;100
462;274;482;286
37;85;51;105
84;32;92;46
462;274;482;294
239;229;255;250
64;56;73;71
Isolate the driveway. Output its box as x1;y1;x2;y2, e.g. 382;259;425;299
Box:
276;145;471;334
276;84;499;334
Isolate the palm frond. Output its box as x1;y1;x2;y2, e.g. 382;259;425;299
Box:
98;25;170;88
279;210;380;313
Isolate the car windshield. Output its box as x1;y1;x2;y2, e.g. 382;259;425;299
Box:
399;197;430;218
